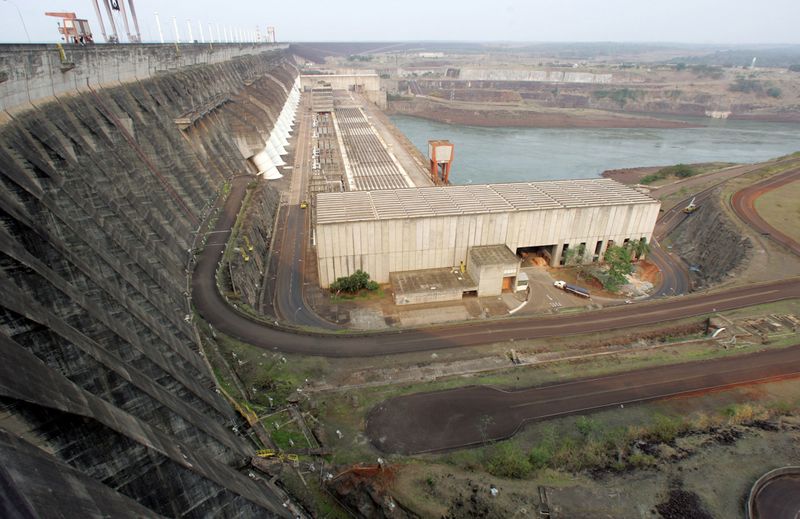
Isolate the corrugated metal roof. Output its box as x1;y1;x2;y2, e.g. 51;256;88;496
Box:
334;107;414;191
316;178;657;225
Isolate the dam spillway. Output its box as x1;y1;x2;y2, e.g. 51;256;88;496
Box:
0;43;296;517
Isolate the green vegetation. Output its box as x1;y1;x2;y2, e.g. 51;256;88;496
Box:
346;54;373;62
789;64;800;72
329;269;379;295
689;64;724;79
563;243;588;280
269;423;309;450
729;77;760;93
766;87;782;98
486;443;533;478
592;88;639;107
630;237;650;259
212;331;328;408
597;245;634;291
641;163;695;184
387;93;413;101
467;399;798;479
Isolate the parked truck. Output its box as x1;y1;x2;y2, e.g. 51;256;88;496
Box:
554;280;591;298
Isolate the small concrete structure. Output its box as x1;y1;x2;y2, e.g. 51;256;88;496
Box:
467;245;520;297
300;73;386;108
311;82;334;113
390;268;476;305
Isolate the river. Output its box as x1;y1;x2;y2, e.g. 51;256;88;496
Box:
389;115;800;184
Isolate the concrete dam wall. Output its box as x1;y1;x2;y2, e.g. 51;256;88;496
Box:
0;44;295;517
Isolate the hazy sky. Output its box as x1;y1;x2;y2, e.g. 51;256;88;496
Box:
1;0;798;44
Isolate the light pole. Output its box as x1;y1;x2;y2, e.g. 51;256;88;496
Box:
3;0;31;43
154;11;164;43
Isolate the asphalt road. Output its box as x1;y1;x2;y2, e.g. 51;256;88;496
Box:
193;171;799;357
366;344;800;454
195;191;800;356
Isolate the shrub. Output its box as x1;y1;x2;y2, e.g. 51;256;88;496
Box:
729;78;763;94
486;443;532;478
766;87;782;98
329;269;379;294
649;414;685;443
672;164;694;178
528;445;553;470
690;65;723;79
576;416;598;438
628;452;657;468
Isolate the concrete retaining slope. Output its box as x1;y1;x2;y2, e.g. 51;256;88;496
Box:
0;44;296;517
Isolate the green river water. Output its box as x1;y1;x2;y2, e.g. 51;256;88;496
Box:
389;115;800;183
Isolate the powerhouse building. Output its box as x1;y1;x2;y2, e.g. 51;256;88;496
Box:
315;178;660;291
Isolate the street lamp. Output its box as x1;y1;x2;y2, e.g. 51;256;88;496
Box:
3;0;31;43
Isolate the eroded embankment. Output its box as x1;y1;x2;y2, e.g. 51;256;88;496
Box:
669;191;752;287
0;48;295;516
387;97;693;128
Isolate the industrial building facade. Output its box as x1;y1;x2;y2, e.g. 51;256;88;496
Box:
314;178;660;289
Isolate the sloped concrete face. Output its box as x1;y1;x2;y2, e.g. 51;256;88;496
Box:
0;45;296;517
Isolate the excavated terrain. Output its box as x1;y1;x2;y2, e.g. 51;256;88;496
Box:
669;191;752;288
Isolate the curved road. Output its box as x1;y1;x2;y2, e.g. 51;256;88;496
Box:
732;167;800;256
192;174;800;357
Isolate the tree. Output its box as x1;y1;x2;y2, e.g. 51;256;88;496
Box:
629;238;651;261
672;164;694;178
602;245;634;292
564;243;588;280
329;270;378;295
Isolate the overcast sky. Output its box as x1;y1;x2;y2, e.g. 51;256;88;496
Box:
1;0;798;44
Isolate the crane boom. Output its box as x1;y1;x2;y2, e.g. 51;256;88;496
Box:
45;12;78;19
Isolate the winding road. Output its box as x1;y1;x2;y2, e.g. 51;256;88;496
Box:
192;174;800;358
189;107;800;455
732;167;800;256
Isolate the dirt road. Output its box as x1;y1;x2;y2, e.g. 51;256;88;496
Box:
732;168;800;256
365;344;800;454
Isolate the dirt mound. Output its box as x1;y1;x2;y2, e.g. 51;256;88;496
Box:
656;489;714;519
636;260;661;284
530;256;549;267
328;465;413;518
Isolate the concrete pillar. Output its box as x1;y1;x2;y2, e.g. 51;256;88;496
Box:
552;242;564;267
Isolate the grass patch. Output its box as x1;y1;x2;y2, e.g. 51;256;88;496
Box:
214;330;329;408
441;398;797;478
754;178;800;244
329;286;385;304
641;164;695;184
271;424;309;450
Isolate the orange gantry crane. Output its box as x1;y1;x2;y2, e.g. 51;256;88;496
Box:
44;12;94;44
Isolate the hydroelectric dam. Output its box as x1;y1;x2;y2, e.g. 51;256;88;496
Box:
0;43;300;518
